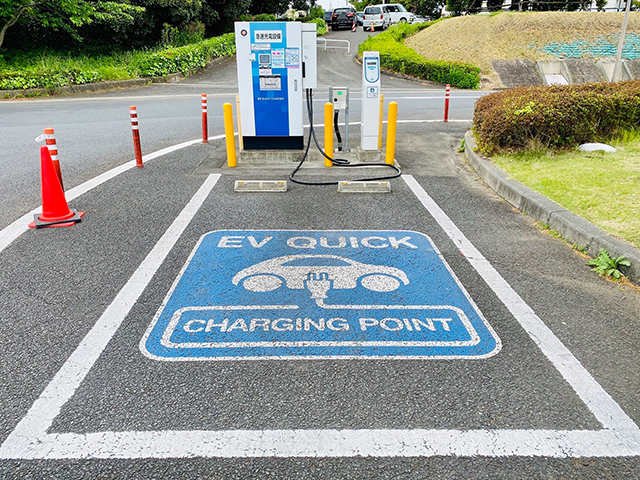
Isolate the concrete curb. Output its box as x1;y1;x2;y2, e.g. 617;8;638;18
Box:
464;131;640;284
0;57;228;99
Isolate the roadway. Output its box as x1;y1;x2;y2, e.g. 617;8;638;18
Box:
0;28;639;479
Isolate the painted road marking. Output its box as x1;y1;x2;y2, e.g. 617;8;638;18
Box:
1;175;638;459
0;135;225;255
141;230;500;360
0;174;220;459
0;122;471;256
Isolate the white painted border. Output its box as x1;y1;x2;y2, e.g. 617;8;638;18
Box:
1;174;639;459
139;229;499;361
0;174;221;460
159;304;480;349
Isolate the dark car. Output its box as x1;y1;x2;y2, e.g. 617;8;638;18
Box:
324;10;333;23
356;11;364;26
329;7;357;30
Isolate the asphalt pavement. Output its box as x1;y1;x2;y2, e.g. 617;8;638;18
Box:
0;28;639;479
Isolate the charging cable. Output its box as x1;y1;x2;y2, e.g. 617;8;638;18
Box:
289;89;401;186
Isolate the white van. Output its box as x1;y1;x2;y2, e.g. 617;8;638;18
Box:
362;5;391;31
384;3;416;24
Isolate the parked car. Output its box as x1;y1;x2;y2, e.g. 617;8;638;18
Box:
384;3;416;24
329;6;357;30
413;15;432;23
324;10;333;23
362;5;391;31
356;11;364;26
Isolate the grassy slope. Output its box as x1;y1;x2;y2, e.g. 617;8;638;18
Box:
493;135;640;248
405;12;640;89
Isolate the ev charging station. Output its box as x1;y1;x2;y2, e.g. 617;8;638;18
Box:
235;22;317;150
360;51;381;151
232;23;398;191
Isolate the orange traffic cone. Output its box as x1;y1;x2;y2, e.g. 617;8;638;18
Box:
370;22;375;32
29;146;84;229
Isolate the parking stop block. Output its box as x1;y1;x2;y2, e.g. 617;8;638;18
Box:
337;181;391;193
234;180;288;192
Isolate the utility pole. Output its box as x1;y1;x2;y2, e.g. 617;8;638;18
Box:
612;0;631;82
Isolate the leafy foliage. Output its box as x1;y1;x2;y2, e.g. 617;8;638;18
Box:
587;248;631;280
473;81;640;154
0;32;234;89
0;0;145;49
137;32;234;76
248;0;289;16
308;5;324;20
358;22;481;89
307;18;327;35
446;0;481;15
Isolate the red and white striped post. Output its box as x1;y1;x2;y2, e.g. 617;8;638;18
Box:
444;84;451;123
129;106;143;168
351;21;356;32
43;127;64;189
201;94;208;143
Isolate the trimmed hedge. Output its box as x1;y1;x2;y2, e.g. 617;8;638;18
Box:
474;81;640;154
358;22;481;89
138;33;235;76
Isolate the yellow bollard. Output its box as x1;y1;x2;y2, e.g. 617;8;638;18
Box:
385;101;398;165
378;94;384;151
324;102;334;167
223;103;236;167
235;95;244;151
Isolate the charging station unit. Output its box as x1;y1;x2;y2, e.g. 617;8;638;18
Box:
360;51;381;151
235;22;317;151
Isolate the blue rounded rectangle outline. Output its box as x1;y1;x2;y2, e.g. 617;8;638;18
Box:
140;230;502;361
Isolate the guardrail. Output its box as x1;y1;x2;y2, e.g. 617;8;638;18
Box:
317;38;351;54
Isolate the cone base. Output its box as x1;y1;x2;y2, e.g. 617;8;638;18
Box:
29;210;84;229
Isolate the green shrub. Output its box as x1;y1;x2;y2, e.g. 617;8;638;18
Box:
253;14;277;21
0;33;235;90
308;18;327;36
358;22;480;89
309;5;325;20
473;81;640;154
137;33;235;76
0;68;102;90
161;22;206;47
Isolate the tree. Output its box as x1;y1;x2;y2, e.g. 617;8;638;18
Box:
446;0;481;15
0;0;144;49
405;0;446;17
248;0;289;16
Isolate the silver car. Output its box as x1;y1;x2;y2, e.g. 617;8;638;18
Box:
362;5;391;31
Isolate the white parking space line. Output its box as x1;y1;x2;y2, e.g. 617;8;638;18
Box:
0;135;225;255
2;174;639;459
402;175;640;433
0;173;220;459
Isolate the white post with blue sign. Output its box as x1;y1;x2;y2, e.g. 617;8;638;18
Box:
361;51;381;151
235;22;316;151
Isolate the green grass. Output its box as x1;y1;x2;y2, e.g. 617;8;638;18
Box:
0;33;236;90
2;49;150;82
492;131;640;248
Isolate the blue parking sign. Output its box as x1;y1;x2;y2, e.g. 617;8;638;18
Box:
141;230;501;360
